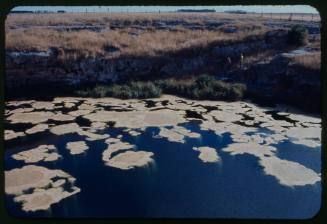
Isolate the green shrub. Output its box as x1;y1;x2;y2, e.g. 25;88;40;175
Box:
287;25;308;46
75;74;246;101
155;74;246;101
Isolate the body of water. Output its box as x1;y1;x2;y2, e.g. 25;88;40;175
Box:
5;121;321;219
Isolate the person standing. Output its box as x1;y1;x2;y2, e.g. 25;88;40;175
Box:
240;53;244;70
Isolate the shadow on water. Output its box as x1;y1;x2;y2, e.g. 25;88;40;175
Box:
4;122;321;219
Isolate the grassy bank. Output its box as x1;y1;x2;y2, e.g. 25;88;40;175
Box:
75;74;247;101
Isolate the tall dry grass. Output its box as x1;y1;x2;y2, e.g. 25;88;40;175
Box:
292;52;321;70
5;12;266;28
6;25;266;58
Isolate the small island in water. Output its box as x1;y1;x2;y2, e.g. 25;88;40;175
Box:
4;6;321;219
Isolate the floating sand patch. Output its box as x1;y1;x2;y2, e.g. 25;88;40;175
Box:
84;109;186;129
102;139;134;163
222;142;277;158
78;130;109;141
25;124;49;135
106;151;154;170
51;113;75;122
66;141;89;155
50;123;109;140
158;126;201;143
64;102;75;109
7;107;35;115
288;114;320;124
91;122;107;130
14;186;80;212
285;127;321;140
209;110;243;122
12;145;60;163
50;123;80;135
5;165;76;195
193;146;220;163
5;165;80;212
6;100;36;107
78;103;95;111
7;111;55;124
31;101;54;110
291;139;321;148
259;156;320;187
200;121;257;137
68;109;92;117
128;130;142;136
123;128;142;137
285;127;321;148
5;130;25;141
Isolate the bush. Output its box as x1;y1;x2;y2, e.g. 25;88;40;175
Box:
75;75;246;101
155;74;246;101
75;82;161;99
287;25;308;46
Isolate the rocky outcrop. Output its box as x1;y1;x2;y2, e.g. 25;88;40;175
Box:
239;48;320;112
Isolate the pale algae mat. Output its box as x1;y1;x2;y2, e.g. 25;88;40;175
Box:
4;95;321;218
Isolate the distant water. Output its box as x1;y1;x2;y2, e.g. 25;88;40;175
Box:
12;5;319;14
5;122;321;219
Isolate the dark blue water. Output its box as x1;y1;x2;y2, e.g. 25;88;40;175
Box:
5;122;321;219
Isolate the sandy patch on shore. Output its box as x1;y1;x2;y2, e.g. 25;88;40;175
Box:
12;145;60;163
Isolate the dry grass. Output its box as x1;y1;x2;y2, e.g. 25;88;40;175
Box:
5;12;320;61
6;24;266;59
292;52;321;70
5;12;265;27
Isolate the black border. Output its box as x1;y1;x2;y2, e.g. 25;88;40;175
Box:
0;0;326;223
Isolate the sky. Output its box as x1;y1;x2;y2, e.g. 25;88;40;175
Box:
12;5;319;14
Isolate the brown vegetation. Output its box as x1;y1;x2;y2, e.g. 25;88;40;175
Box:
292;52;321;71
6;25;266;59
